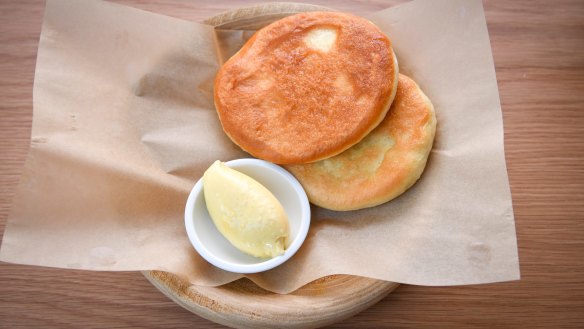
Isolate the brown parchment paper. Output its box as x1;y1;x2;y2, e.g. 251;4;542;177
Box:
0;0;519;293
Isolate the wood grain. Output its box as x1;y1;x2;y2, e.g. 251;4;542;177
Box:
1;0;584;328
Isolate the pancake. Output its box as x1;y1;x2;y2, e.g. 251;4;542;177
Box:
214;12;399;164
285;74;436;211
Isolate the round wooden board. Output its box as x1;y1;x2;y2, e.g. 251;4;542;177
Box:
144;272;399;329
143;3;399;329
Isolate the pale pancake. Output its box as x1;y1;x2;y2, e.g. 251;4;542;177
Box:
286;74;436;211
214;12;399;164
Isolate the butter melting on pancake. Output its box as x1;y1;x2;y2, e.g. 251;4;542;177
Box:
286;75;437;211
214;12;399;164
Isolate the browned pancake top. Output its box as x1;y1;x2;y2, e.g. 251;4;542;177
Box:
214;12;398;164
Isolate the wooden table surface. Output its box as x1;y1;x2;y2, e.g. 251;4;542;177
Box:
1;0;583;327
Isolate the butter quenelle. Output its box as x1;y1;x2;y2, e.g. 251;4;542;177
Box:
202;161;290;259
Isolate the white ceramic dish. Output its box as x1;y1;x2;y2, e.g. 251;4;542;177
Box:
184;158;311;274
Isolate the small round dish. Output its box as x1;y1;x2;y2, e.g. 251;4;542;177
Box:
184;158;311;274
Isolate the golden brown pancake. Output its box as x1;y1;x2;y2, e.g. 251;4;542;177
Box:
285;74;436;211
214;12;399;164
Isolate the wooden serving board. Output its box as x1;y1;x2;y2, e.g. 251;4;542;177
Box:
143;3;399;329
144;272;399;329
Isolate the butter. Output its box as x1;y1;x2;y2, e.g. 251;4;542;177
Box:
203;161;290;259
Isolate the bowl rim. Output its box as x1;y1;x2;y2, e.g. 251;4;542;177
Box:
184;158;311;273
